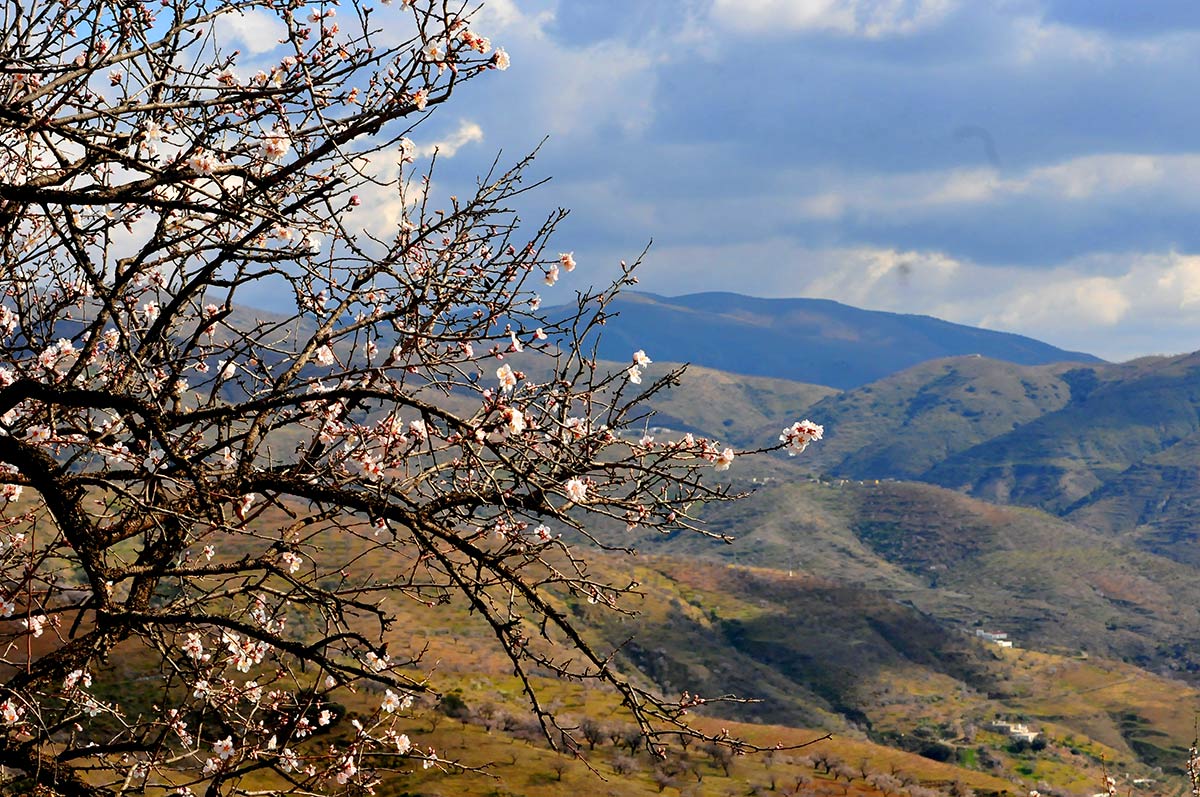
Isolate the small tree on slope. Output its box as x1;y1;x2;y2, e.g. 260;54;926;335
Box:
0;0;823;793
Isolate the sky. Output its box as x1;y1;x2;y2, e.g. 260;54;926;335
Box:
224;0;1200;362
417;0;1200;363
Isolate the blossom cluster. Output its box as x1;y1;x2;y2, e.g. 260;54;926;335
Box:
780;420;825;455
0;0;828;792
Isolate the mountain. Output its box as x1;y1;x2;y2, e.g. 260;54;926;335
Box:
569;292;1102;389
919;354;1200;510
752;350;1200;566
1066;432;1200;565
796;356;1079;479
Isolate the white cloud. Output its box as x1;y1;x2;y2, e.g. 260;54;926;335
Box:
711;0;957;38
457;1;668;139
792;153;1200;221
338;143;432;236
1008;15;1113;65
633;240;966;307
977;275;1130;331
538;41;656;136
1155;254;1200;308
797;247;962;307
413;120;484;159
213;9;286;56
830;250;1200;360
473;0;555;38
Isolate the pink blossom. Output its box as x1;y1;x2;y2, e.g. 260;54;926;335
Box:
335;756;357;784
496;363;517;391
259;130;291;162
460;29;491;54
186;150;217;176
236;493;256;520
63;669;91;690
502;406;526;436
564;477;587;503
182;632;206;660
25;425;51;443
280;551;303;574
422;41;444;63
279;748;301;772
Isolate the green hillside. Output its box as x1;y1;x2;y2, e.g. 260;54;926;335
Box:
630;361;839;448
921;355;1200;512
752;351;1200;577
642;479;1200;673
798;357;1077;479
273;546;1199;796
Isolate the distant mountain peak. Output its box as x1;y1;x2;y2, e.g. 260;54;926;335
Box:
570;291;1102;389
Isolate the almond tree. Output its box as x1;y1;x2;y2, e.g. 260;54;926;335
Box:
0;0;824;794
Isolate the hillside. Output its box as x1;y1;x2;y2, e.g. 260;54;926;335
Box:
765;351;1200;571
921;353;1200;513
40;482;1196;797
631;361;838;447
503;354;839;449
797;357;1079;478
1067;431;1200;565
601;556;1200;783
355;549;1199;794
565;292;1101;389
640;479;1200;674
62;298;1200;796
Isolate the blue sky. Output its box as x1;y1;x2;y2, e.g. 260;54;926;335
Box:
397;1;1200;361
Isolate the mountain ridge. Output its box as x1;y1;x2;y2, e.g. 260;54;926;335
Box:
572;291;1103;389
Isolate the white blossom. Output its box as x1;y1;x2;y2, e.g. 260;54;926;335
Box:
1;699;22;724
714;448;735;471
213;736;235;760
496;363;517;391
564;477;587;503
780;420;824;455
